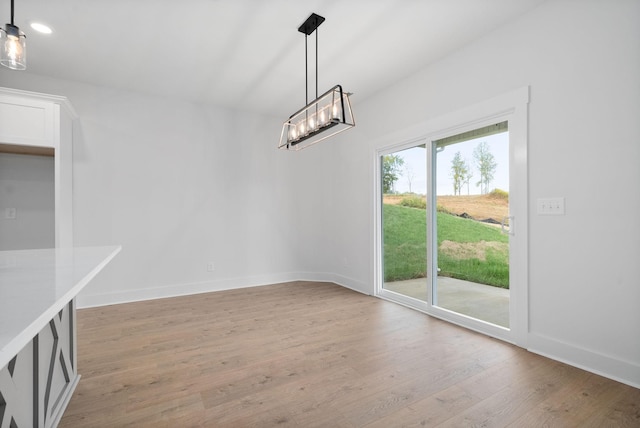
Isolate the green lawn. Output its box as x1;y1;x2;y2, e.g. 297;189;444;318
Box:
383;204;509;288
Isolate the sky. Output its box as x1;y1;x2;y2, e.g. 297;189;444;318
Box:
390;132;509;196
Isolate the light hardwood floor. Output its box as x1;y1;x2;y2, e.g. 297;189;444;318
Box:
60;281;640;427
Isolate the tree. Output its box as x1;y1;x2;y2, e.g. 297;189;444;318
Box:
450;151;471;196
473;141;497;194
464;167;473;195
404;164;415;193
382;155;404;193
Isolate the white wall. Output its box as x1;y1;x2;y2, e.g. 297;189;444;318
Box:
1;0;637;387
0;74;301;306
318;0;640;387
0;153;55;250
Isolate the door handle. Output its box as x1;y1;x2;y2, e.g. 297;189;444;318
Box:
501;216;514;236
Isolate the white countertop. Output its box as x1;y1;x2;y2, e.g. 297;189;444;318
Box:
0;246;121;369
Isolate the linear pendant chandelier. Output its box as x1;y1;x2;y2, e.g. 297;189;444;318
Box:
278;13;355;151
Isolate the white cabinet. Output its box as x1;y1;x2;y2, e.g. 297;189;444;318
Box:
0;246;121;428
0;300;77;428
0;87;76;248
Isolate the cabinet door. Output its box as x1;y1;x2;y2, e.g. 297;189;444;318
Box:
36;301;79;428
0;95;56;148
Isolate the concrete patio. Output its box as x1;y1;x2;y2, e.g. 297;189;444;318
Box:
384;277;509;327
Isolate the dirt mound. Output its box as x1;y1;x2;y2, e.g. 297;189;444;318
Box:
440;240;508;261
437;195;508;223
383;194;509;224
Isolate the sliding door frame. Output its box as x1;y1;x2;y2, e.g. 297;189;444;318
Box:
374;87;529;347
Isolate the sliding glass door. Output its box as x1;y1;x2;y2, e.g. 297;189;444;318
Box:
377;88;529;344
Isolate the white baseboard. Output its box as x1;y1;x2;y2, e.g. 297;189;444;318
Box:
294;271;371;295
77;271;371;309
528;332;640;389
77;272;302;308
329;273;371;295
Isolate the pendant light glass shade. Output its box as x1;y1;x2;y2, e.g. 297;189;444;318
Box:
1;24;26;70
1;0;27;71
279;85;355;151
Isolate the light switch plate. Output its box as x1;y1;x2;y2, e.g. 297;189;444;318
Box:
5;208;17;219
537;197;565;215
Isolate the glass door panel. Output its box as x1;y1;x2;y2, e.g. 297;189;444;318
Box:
381;145;427;301
432;123;510;327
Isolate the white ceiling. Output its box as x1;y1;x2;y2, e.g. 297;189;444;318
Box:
9;0;545;117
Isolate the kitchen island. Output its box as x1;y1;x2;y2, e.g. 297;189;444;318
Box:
0;246;120;428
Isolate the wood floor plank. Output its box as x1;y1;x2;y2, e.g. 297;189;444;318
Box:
59;281;639;427
577;384;640;428
432;359;587;427
362;384;481;428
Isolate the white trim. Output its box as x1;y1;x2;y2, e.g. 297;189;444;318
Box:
326;273;371;295
0;86;77;119
377;136;428;157
508;89;530;348
528;333;640;389
76;271;371;309
286;271;369;294
77;272;299;308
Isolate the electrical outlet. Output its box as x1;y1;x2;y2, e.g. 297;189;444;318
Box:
207;262;215;272
537;197;565;215
5;208;17;219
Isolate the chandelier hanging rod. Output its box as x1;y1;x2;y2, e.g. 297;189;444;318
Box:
299;13;324;105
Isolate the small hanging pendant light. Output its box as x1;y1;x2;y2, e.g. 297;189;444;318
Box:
1;0;27;70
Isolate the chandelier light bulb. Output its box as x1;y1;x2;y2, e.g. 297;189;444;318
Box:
289;126;298;141
332;101;341;119
318;109;327;126
1;23;27;70
6;34;22;55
